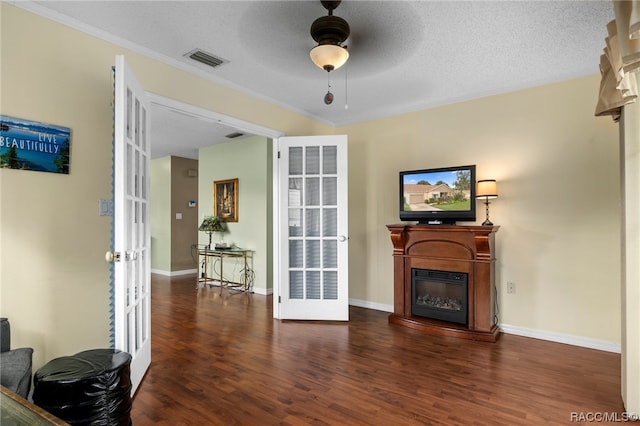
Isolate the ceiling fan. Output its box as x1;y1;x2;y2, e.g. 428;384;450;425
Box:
309;1;350;72
309;1;351;105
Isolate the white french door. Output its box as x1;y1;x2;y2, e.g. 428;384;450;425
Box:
112;55;151;394
275;135;349;320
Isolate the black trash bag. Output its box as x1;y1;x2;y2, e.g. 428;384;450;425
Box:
33;349;132;426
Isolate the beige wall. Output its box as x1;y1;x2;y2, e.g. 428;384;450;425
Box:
170;156;198;272
1;5;115;369
198;136;273;293
0;3;625;382
341;75;621;345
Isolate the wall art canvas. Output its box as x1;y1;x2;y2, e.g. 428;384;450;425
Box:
0;115;71;174
214;178;238;222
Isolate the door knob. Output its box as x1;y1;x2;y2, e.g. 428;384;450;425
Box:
105;251;121;263
338;235;348;242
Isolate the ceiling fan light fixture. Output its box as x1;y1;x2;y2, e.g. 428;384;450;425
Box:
310;44;349;71
309;0;350;72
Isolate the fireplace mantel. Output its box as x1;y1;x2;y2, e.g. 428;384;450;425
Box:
387;224;500;342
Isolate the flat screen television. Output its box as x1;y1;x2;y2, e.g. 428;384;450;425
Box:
399;164;476;225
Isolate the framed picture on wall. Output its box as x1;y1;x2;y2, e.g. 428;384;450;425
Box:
214;178;238;222
0;115;72;174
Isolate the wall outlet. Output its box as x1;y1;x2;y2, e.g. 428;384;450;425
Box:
507;281;516;294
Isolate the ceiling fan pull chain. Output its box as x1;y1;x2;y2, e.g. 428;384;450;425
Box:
324;71;334;105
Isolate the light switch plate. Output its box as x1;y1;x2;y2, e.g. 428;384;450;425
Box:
99;199;113;217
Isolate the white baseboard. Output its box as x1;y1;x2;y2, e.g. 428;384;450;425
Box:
252;287;272;296
151;268;197;277
348;299;620;353
349;298;393;313
499;323;621;353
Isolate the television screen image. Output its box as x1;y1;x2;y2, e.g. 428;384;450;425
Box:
399;165;476;224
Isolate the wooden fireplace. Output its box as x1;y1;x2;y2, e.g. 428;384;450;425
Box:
387;224;500;342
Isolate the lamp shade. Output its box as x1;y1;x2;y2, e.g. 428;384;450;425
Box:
310;44;349;71
476;179;498;198
199;216;225;233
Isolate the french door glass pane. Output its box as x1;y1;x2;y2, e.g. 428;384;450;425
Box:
289;240;303;267
323;208;337;237
126;313;131;352
323;146;337;174
126;89;132;139
323;271;338;299
134;200;139;247
323;240;337;268
323;177;337;205
305;209;320;237
289;208;303;236
306;177;320;206
127;200;133;247
141;250;147;292
135;150;141;197
289;147;303;175
141;154;147;199
289;177;303;236
128;261;135;306
141;106;147;151
288;178;303;203
141;203;147;240
135;99;141;147
290;271;303;299
306;240;320;268
135;305;141;350
306;271;320;299
306;146;320;174
126;145;133;196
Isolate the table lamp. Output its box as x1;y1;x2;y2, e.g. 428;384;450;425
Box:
199;216;226;249
476;179;498;226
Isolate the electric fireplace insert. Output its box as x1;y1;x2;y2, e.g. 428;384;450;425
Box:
411;269;468;325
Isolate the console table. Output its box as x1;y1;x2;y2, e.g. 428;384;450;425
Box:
387;224;500;342
194;244;254;293
1;385;67;425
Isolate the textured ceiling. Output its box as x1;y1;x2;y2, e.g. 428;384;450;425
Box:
18;1;614;159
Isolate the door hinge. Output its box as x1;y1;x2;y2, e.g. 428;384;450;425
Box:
278;295;281;303
277;151;281;159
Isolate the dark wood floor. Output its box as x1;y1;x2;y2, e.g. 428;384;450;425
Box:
130;274;625;425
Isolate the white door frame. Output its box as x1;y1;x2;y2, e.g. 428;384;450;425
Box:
272;139;281;318
147;95;363;321
146;93;284;304
146;93;284;143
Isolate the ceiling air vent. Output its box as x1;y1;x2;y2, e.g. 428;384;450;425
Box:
185;49;228;69
225;132;244;139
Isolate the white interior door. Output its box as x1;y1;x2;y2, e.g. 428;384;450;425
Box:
112;55;151;394
275;135;349;320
